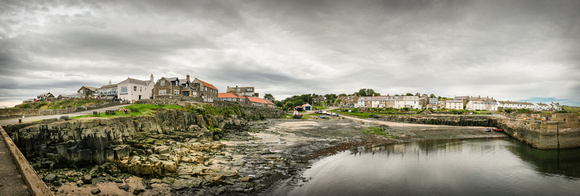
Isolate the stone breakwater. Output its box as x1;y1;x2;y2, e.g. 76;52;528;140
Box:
373;113;580;149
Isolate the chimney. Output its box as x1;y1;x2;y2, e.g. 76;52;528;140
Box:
150;74;154;82
186;74;190;82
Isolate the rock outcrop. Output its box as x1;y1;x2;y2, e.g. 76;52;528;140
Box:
12;106;282;169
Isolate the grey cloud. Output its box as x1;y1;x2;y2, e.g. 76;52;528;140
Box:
0;0;579;106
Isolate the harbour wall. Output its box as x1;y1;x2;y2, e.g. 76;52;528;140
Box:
373;113;580;149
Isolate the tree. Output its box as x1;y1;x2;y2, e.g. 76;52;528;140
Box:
405;93;414;96
324;94;337;104
356;88;380;96
338;93;347;97
430;94;436;98
264;93;275;101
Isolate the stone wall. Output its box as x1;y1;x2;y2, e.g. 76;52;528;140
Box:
373;114;580;149
494;115;580;149
375;114;496;127
136;97;203;106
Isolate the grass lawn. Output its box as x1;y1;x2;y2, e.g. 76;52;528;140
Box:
562;106;580;116
71;104;184;119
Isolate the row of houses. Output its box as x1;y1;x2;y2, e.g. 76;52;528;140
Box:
352;95;562;111
216;92;275;108
65;74;217;103
27;74;274;107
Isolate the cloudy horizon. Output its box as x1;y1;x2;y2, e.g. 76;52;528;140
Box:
1;0;579;107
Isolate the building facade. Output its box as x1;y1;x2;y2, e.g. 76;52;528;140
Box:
226;86;258;97
117;75;155;102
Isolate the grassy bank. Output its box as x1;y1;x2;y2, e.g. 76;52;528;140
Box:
71;104;184;119
562;106;580;116
16;99;111;110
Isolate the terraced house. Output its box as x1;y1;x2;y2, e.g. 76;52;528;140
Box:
153;75;218;102
192;78;218;102
153;75;192;98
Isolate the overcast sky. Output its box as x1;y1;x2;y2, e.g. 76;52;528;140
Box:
1;0;579;107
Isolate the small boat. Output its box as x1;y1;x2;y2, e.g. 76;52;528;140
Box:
486;128;491;132
492;128;503;132
293;111;303;119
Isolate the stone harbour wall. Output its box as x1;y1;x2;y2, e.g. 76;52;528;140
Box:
374;114;580;149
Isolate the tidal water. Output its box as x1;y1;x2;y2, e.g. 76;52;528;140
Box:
288;138;580;196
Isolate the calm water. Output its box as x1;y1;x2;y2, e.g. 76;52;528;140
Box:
288;138;580;196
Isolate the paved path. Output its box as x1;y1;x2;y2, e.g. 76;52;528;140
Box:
0;104;131;126
0;135;30;196
0;104;131;195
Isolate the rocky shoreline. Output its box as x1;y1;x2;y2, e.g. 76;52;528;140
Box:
25;115;506;195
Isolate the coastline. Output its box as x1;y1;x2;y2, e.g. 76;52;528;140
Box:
34;116;505;195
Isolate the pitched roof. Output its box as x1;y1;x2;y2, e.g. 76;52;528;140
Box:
248;97;267;104
163;77;178;82
498;101;534;105
446;99;463;103
197;79;217;90
218;93;245;99
120;77;149;85
100;84;117;89
263;99;274;105
81;86;99;91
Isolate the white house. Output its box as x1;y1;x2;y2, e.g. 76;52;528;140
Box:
445;99;464;110
535;103;551;111
356;96;372;108
498;101;535;110
484;100;499;111
117;74;155;103
371;96;388;108
466;99;486;110
550;102;562;111
394;96;420;109
466;96;497;111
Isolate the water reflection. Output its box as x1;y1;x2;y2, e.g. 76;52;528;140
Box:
507;142;580;179
288;138;580;196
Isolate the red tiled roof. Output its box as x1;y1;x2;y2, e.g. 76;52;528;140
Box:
218;93;245;99
263;99;275;105
248;97;267;104
198;79;217;90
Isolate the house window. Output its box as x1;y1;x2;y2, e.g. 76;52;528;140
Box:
134;86;137;91
159;90;166;95
247;88;252;91
140;87;142;92
174;90;179;95
120;87;128;95
161;81;165;86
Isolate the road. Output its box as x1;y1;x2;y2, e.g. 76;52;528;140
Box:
0;104;132;126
